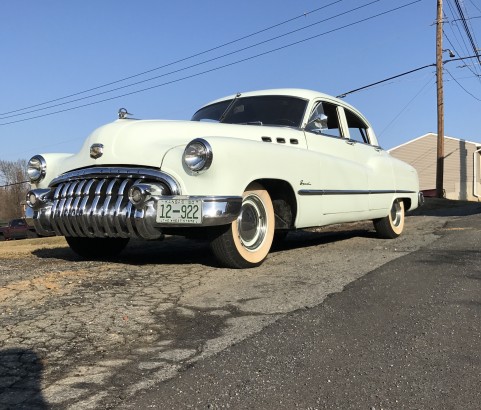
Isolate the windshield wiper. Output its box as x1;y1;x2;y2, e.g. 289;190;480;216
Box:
219;92;241;123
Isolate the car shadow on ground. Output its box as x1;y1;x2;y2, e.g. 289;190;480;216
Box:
31;238;212;266
31;226;377;268
408;198;481;217
0;348;48;409
27;198;481;266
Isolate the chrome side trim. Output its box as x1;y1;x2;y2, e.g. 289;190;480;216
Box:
298;189;416;196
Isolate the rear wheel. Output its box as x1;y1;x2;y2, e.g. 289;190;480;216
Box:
210;183;275;268
373;199;405;239
66;237;130;259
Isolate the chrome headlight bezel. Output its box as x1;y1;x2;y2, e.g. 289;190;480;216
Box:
27;155;47;183
183;138;213;175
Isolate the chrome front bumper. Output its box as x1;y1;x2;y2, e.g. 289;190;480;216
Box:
25;168;242;240
26;192;242;240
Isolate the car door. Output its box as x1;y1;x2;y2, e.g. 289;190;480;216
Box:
340;107;395;212
303;100;370;216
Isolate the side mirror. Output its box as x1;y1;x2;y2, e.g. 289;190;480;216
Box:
306;113;328;131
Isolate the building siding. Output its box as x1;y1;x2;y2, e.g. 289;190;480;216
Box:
390;133;481;201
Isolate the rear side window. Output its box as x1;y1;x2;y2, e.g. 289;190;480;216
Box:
345;109;370;144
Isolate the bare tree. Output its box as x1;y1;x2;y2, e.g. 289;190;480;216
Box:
0;159;29;221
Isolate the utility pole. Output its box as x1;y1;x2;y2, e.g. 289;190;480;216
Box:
436;0;445;198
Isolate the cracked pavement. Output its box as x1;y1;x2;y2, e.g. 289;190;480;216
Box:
0;209;466;409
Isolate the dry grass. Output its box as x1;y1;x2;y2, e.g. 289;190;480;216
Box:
0;236;68;259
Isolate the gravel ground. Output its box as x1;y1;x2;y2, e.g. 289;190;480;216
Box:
1;199;480;409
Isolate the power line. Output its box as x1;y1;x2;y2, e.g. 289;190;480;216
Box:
0;181;29;189
445;0;480;76
445;68;481;101
468;0;481;15
378;74;436;137
0;1;421;127
337;55;480;98
337;62;436;98
0;0;384;121
443;30;481;82
0;0;345;117
453;0;481;66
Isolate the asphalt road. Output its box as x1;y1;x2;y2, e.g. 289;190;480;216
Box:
121;207;481;410
1;200;480;409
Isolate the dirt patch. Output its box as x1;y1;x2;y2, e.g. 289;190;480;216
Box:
0;236;68;259
0;271;80;304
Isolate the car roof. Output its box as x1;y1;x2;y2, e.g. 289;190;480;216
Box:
202;88;364;116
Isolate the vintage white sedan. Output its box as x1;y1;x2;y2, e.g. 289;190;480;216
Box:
25;89;422;268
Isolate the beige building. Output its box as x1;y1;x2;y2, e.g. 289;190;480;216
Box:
389;133;481;201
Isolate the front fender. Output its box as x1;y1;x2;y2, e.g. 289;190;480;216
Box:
160;137;318;197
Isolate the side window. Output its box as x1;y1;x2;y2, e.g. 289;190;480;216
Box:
306;102;341;138
345;109;370;144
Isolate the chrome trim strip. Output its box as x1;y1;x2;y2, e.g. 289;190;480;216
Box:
298;189;416;196
113;180;130;238
79;179;96;237
91;179;107;237
50;167;181;195
102;178;118;237
70;180;86;237
63;181;78;237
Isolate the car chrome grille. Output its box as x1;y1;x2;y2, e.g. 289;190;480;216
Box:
48;176;167;238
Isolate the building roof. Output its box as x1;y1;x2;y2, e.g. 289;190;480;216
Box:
389;133;481;153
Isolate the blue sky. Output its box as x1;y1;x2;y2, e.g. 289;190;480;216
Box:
1;0;481;161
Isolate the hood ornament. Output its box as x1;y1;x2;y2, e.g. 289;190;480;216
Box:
90;143;104;159
118;108;133;119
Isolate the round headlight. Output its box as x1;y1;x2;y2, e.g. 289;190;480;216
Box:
183;139;213;174
27;155;47;183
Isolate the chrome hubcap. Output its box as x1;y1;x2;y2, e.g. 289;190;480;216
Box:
237;195;267;250
390;201;402;227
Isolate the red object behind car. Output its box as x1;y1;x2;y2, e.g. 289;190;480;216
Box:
0;218;37;240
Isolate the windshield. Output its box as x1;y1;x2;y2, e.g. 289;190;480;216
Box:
191;95;308;127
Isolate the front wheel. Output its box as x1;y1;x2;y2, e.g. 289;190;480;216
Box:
373;199;405;239
65;237;130;259
210;183;275;269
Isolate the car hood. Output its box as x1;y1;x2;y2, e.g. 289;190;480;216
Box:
60;119;300;171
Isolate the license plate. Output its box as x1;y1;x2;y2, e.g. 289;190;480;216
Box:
156;199;202;224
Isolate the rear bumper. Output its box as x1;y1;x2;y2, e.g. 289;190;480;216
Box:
418;191;425;207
